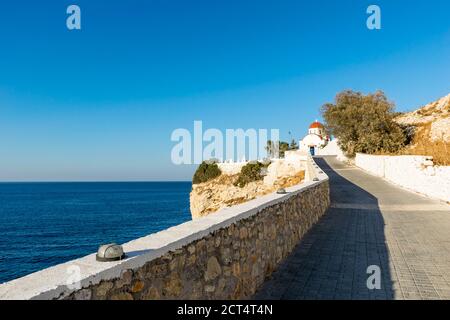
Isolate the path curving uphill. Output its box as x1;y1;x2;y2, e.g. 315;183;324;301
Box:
254;156;450;300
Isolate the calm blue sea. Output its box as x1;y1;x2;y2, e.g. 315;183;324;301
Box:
0;182;192;284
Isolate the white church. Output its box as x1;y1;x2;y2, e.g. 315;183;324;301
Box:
299;120;330;155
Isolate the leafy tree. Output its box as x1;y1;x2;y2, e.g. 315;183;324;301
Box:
265;140;277;158
289;139;298;150
279;141;290;157
321;90;407;157
192;161;221;184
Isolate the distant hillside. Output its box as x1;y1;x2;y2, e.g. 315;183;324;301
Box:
395;93;450;165
396;93;450;142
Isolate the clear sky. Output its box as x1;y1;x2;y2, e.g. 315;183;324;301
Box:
0;0;449;181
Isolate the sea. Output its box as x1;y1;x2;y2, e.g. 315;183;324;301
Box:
0;182;192;284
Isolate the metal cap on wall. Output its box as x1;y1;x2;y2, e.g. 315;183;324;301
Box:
96;243;125;262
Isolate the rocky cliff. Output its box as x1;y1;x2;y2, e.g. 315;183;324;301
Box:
190;154;307;219
393;93;450;165
396;93;450;142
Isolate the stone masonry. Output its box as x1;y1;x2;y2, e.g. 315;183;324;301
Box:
64;181;329;300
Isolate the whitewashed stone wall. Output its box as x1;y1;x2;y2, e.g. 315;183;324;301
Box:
0;158;329;300
217;152;308;187
355;153;450;202
217;162;247;175
355;153;385;177
316;139;348;162
264;151;307;186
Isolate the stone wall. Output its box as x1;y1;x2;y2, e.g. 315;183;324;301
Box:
217;162;248;175
0;157;329;300
355;153;450;202
67;182;329;300
355;153;385;177
316;139;349;162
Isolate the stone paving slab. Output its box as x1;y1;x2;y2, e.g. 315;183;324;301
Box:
254;156;450;300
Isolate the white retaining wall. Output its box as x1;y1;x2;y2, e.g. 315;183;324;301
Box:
217;162;247;175
316;139;348;162
0;157;328;300
355;153;450;202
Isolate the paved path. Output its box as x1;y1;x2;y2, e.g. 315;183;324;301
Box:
254;156;450;300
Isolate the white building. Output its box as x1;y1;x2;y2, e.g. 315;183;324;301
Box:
299;120;330;155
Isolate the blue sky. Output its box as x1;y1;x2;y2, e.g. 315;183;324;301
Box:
0;0;449;181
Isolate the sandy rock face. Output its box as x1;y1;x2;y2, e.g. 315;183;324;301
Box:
430;117;450;142
396;93;450;142
396;93;450;126
264;159;300;186
190;175;272;219
190;160;306;219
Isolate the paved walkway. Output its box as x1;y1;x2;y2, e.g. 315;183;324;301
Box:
254;156;450;300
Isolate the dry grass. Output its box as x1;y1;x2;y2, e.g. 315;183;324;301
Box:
400;140;450;166
397;122;450;166
274;171;306;189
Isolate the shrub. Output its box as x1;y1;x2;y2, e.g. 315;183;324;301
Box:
234;161;268;188
321;90;407;157
192;161;221;184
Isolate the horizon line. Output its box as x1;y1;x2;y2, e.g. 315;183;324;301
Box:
0;180;192;183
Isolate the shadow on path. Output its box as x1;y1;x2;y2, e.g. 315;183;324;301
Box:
254;156;395;300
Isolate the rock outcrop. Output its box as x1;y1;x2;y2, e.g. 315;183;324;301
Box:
190;174;273;219
190;154;307;219
396;93;450;142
